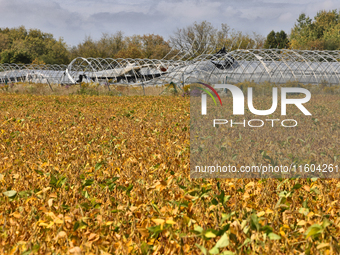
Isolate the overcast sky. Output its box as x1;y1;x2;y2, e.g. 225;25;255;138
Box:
0;0;338;47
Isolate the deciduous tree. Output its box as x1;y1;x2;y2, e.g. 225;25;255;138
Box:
290;10;340;50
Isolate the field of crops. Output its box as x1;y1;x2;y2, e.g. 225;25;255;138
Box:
1;93;340;254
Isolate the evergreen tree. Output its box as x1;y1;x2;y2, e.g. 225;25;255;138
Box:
264;30;289;49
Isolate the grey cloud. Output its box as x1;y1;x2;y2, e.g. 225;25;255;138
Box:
0;0;87;43
0;0;338;47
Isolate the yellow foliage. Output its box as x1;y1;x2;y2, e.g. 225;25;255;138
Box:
0;93;339;254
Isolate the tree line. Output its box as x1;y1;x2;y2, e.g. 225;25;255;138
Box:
0;26;69;65
1;9;340;65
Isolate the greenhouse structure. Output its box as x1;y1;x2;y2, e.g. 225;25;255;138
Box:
1;49;340;86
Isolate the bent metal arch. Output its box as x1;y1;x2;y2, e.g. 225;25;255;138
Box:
1;49;340;86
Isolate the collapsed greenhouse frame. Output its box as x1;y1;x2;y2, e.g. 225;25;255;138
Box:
1;49;340;86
